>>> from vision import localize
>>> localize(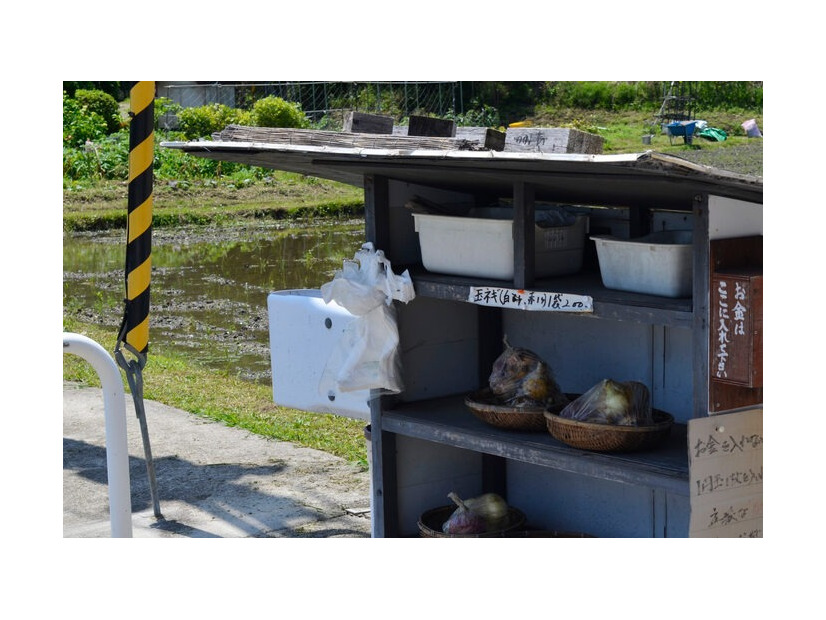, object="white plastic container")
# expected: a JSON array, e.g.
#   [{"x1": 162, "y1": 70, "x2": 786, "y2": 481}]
[
  {"x1": 267, "y1": 289, "x2": 370, "y2": 420},
  {"x1": 591, "y1": 230, "x2": 693, "y2": 298},
  {"x1": 412, "y1": 207, "x2": 587, "y2": 280}
]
